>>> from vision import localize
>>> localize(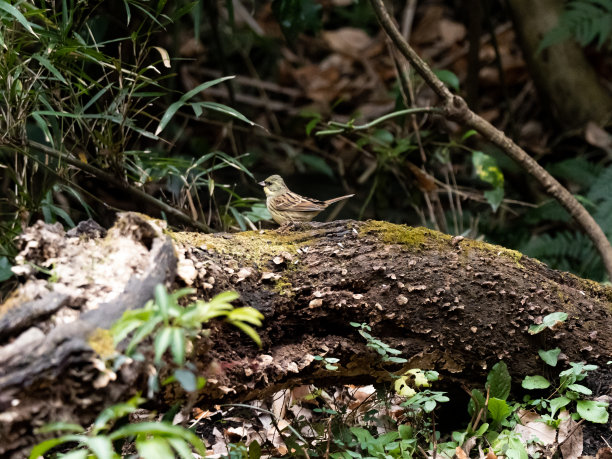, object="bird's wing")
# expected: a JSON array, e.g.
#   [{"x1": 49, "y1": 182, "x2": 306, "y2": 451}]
[{"x1": 271, "y1": 192, "x2": 326, "y2": 211}]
